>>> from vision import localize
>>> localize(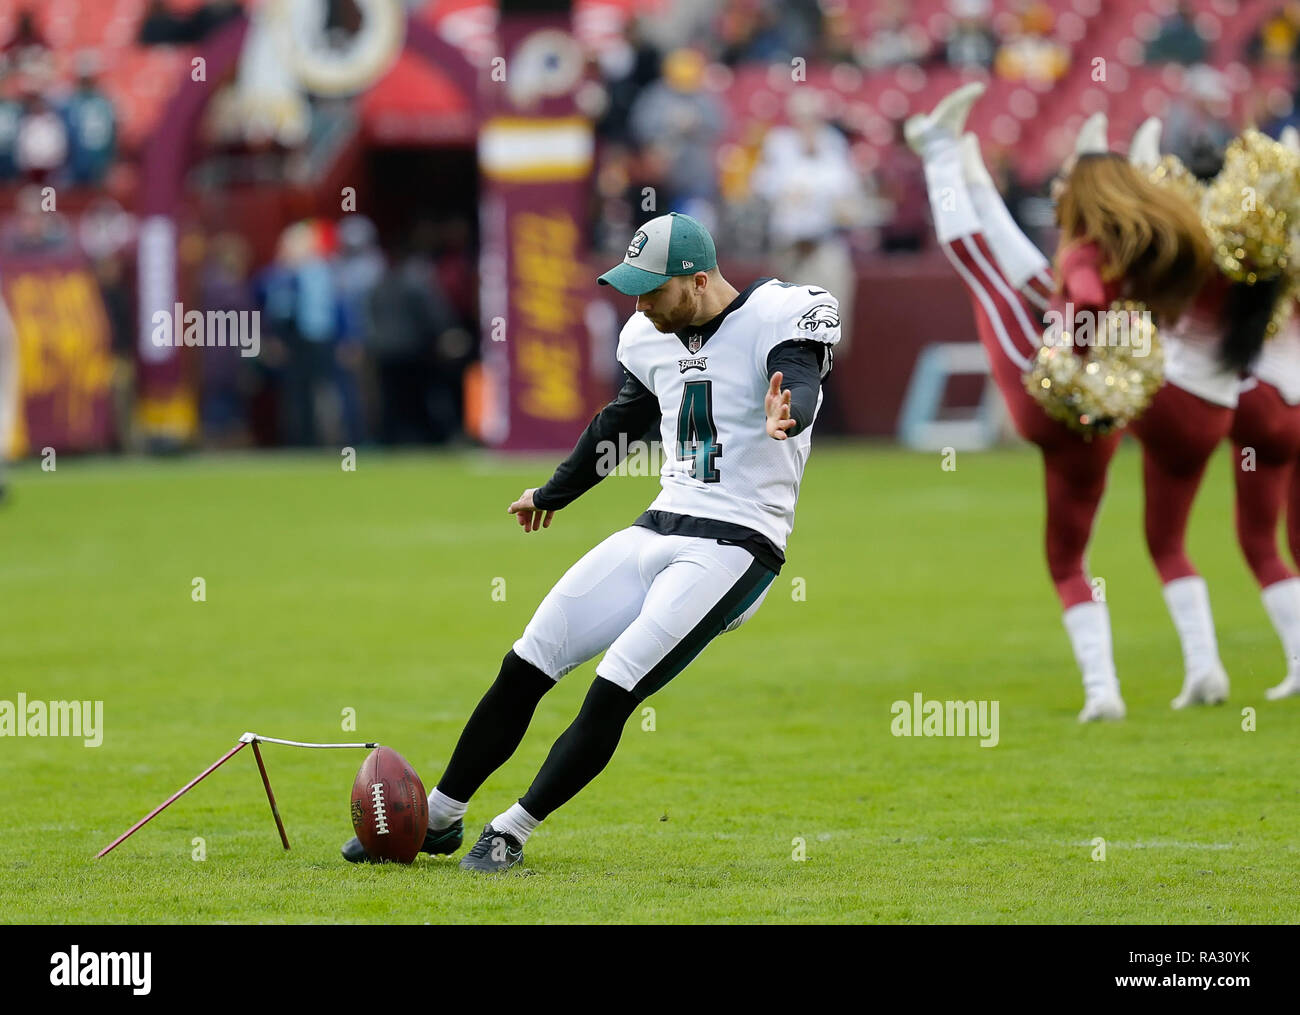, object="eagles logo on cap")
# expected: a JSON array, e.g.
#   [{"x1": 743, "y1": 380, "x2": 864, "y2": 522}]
[{"x1": 597, "y1": 213, "x2": 719, "y2": 295}]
